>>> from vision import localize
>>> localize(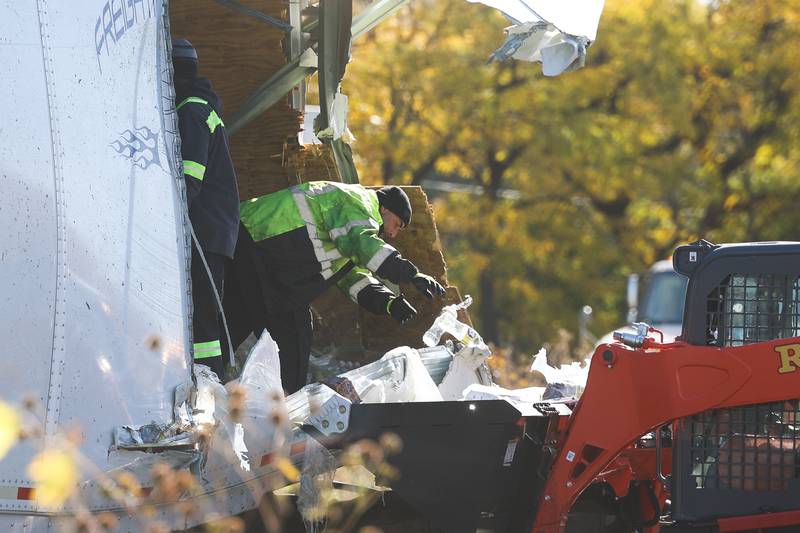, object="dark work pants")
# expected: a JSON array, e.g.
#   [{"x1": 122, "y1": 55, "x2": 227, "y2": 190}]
[
  {"x1": 191, "y1": 245, "x2": 228, "y2": 380},
  {"x1": 224, "y1": 225, "x2": 315, "y2": 394},
  {"x1": 266, "y1": 305, "x2": 313, "y2": 395}
]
